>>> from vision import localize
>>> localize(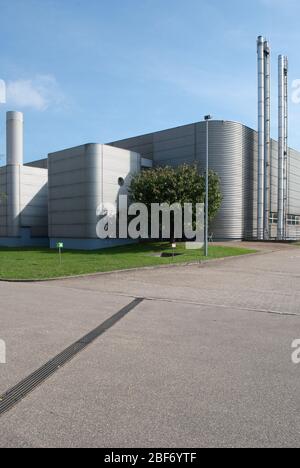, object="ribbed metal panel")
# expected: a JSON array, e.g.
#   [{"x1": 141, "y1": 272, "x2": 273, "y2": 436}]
[
  {"x1": 287, "y1": 148, "x2": 300, "y2": 215},
  {"x1": 109, "y1": 133, "x2": 154, "y2": 161},
  {"x1": 110, "y1": 121, "x2": 256, "y2": 240},
  {"x1": 48, "y1": 144, "x2": 140, "y2": 240},
  {"x1": 243, "y1": 125, "x2": 258, "y2": 240},
  {"x1": 195, "y1": 121, "x2": 244, "y2": 240}
]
